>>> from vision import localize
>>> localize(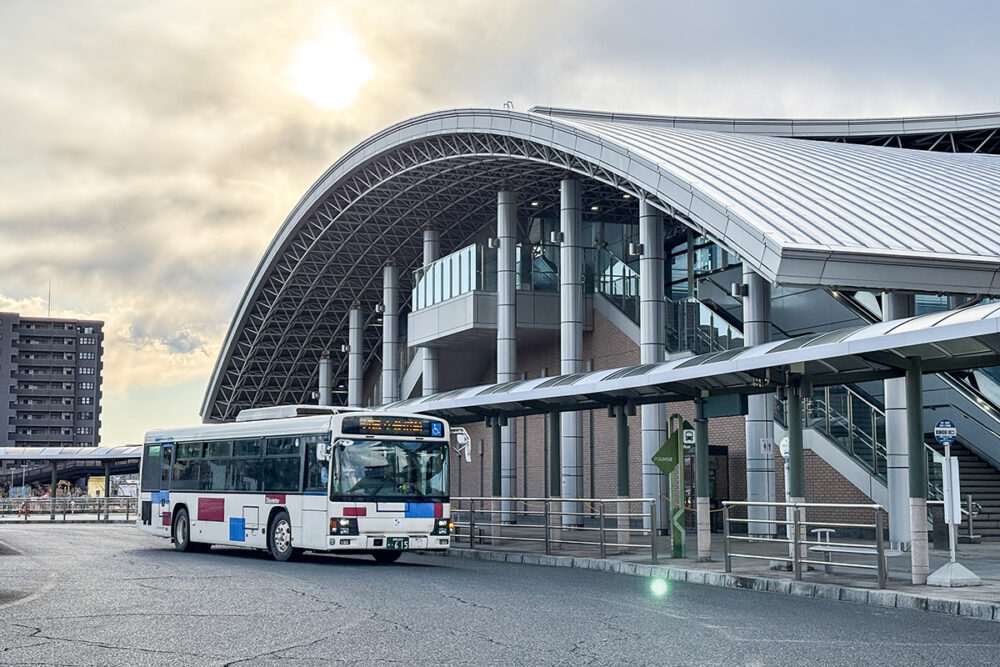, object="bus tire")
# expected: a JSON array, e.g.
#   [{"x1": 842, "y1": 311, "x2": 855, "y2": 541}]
[
  {"x1": 173, "y1": 507, "x2": 193, "y2": 552},
  {"x1": 268, "y1": 510, "x2": 297, "y2": 562},
  {"x1": 373, "y1": 551, "x2": 402, "y2": 564}
]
